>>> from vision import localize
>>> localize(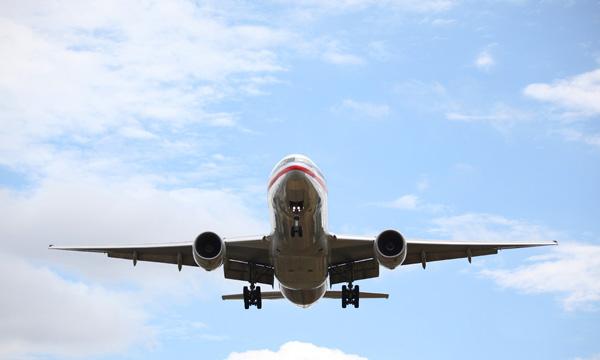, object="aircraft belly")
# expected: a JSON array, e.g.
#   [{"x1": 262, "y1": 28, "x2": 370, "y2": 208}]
[
  {"x1": 269, "y1": 168, "x2": 329, "y2": 301},
  {"x1": 280, "y1": 283, "x2": 326, "y2": 307},
  {"x1": 275, "y1": 254, "x2": 327, "y2": 289}
]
